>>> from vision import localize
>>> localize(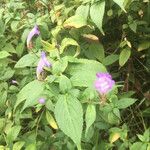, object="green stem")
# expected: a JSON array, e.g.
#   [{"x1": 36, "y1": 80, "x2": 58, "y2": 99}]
[{"x1": 77, "y1": 144, "x2": 82, "y2": 150}]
